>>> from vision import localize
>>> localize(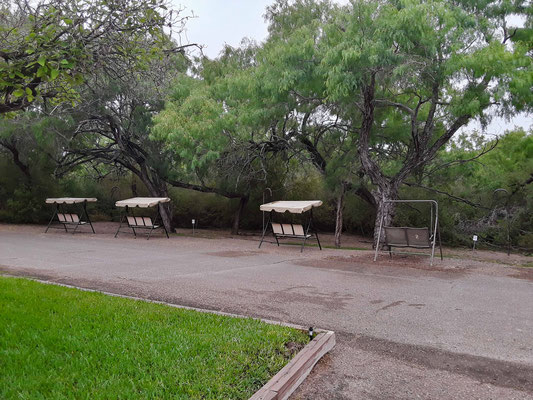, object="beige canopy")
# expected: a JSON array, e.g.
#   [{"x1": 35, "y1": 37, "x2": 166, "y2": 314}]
[
  {"x1": 115, "y1": 197, "x2": 170, "y2": 208},
  {"x1": 260, "y1": 200, "x2": 322, "y2": 214},
  {"x1": 46, "y1": 197, "x2": 97, "y2": 204}
]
